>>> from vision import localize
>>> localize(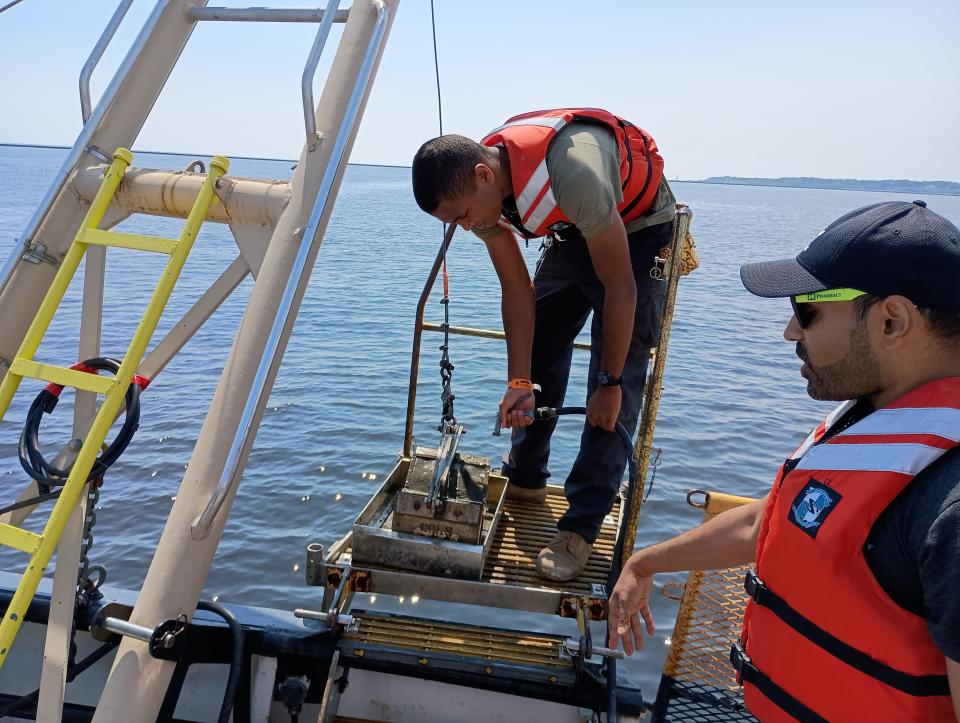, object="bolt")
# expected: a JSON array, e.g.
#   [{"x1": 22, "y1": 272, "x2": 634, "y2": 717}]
[{"x1": 161, "y1": 632, "x2": 177, "y2": 649}]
